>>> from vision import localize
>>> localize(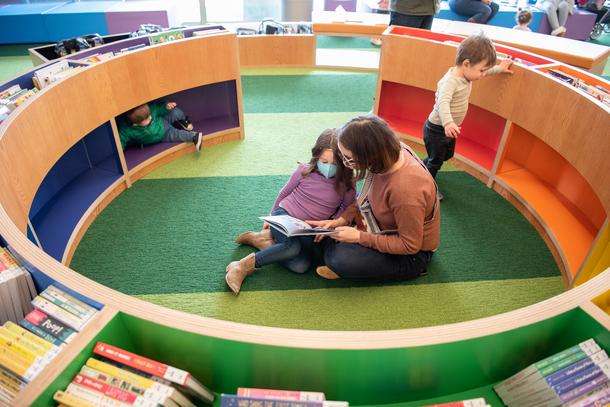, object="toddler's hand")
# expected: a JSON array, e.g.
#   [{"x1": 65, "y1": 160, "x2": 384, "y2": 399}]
[
  {"x1": 499, "y1": 59, "x2": 514, "y2": 74},
  {"x1": 166, "y1": 102, "x2": 177, "y2": 110},
  {"x1": 444, "y1": 122, "x2": 461, "y2": 138}
]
